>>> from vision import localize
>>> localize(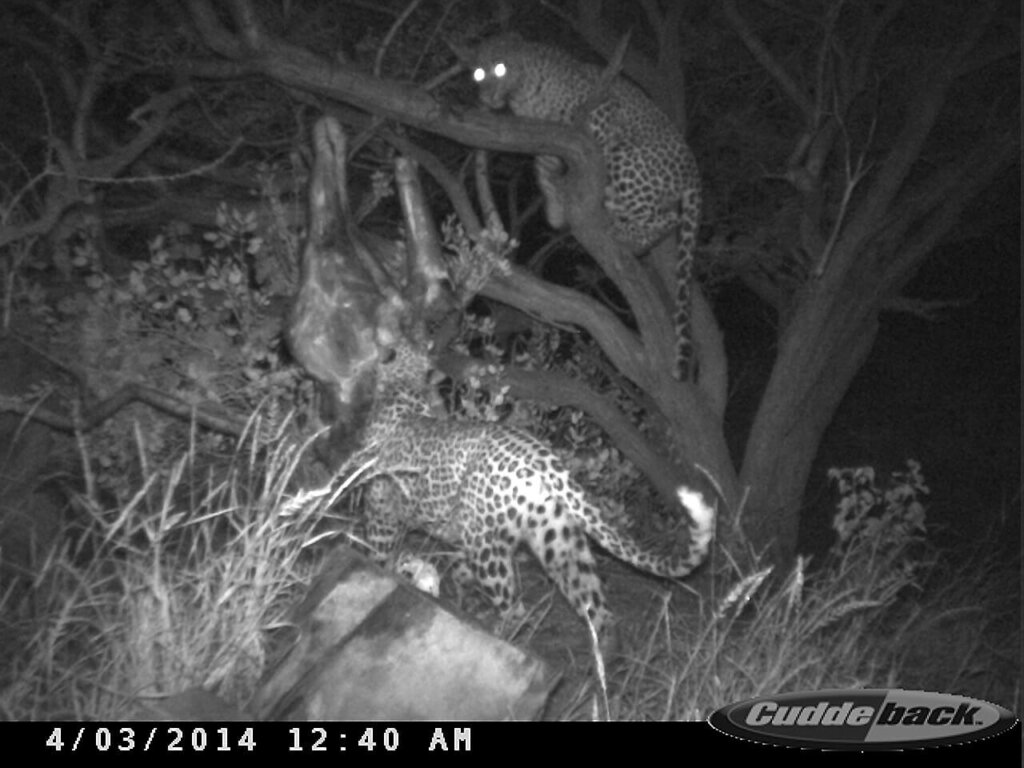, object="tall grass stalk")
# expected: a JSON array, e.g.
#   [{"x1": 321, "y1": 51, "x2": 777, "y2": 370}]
[{"x1": 0, "y1": 413, "x2": 332, "y2": 720}]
